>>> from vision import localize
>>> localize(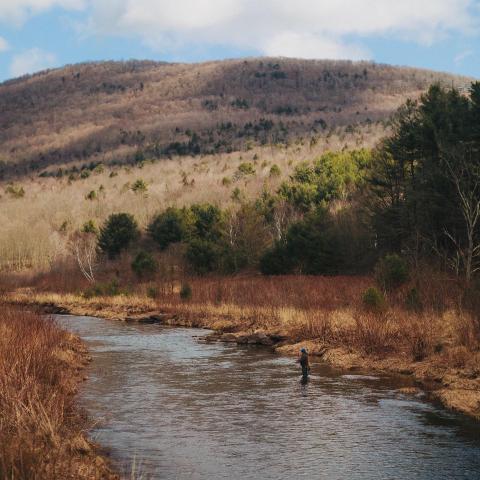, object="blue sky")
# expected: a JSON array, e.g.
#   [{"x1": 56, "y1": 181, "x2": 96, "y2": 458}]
[{"x1": 0, "y1": 0, "x2": 479, "y2": 82}]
